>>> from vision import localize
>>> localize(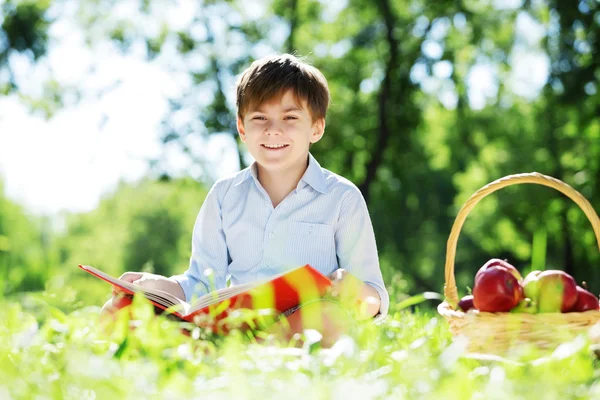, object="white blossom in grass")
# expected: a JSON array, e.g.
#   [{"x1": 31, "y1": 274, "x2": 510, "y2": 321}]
[
  {"x1": 302, "y1": 329, "x2": 323, "y2": 354},
  {"x1": 409, "y1": 336, "x2": 427, "y2": 349},
  {"x1": 12, "y1": 322, "x2": 38, "y2": 349},
  {"x1": 390, "y1": 349, "x2": 408, "y2": 362},
  {"x1": 588, "y1": 322, "x2": 600, "y2": 340},
  {"x1": 322, "y1": 335, "x2": 356, "y2": 367},
  {"x1": 332, "y1": 378, "x2": 388, "y2": 400},
  {"x1": 551, "y1": 335, "x2": 586, "y2": 360},
  {"x1": 439, "y1": 335, "x2": 468, "y2": 370}
]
